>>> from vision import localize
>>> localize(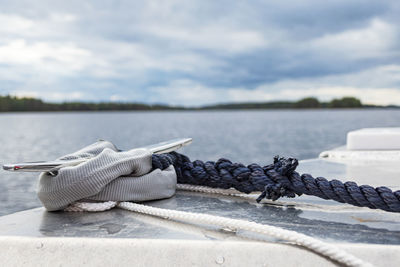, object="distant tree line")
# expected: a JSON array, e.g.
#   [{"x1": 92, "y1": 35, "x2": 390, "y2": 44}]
[
  {"x1": 203, "y1": 97, "x2": 365, "y2": 109},
  {"x1": 0, "y1": 95, "x2": 181, "y2": 112},
  {"x1": 0, "y1": 95, "x2": 394, "y2": 112}
]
